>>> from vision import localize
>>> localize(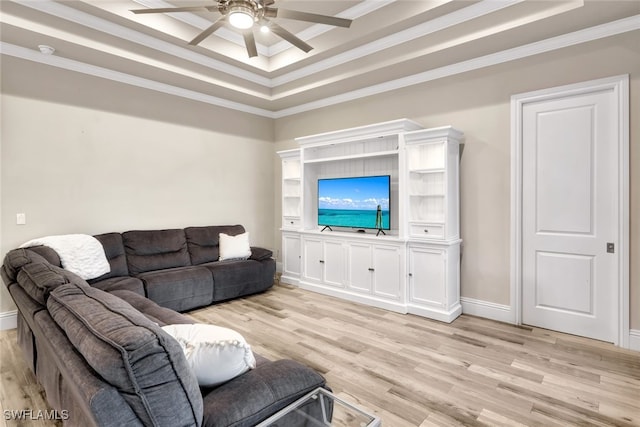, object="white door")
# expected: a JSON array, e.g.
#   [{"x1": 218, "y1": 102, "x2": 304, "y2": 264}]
[
  {"x1": 408, "y1": 245, "x2": 445, "y2": 308},
  {"x1": 302, "y1": 238, "x2": 323, "y2": 283},
  {"x1": 521, "y1": 87, "x2": 619, "y2": 342},
  {"x1": 282, "y1": 234, "x2": 300, "y2": 278},
  {"x1": 323, "y1": 240, "x2": 346, "y2": 288},
  {"x1": 349, "y1": 243, "x2": 373, "y2": 293},
  {"x1": 372, "y1": 245, "x2": 402, "y2": 300}
]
